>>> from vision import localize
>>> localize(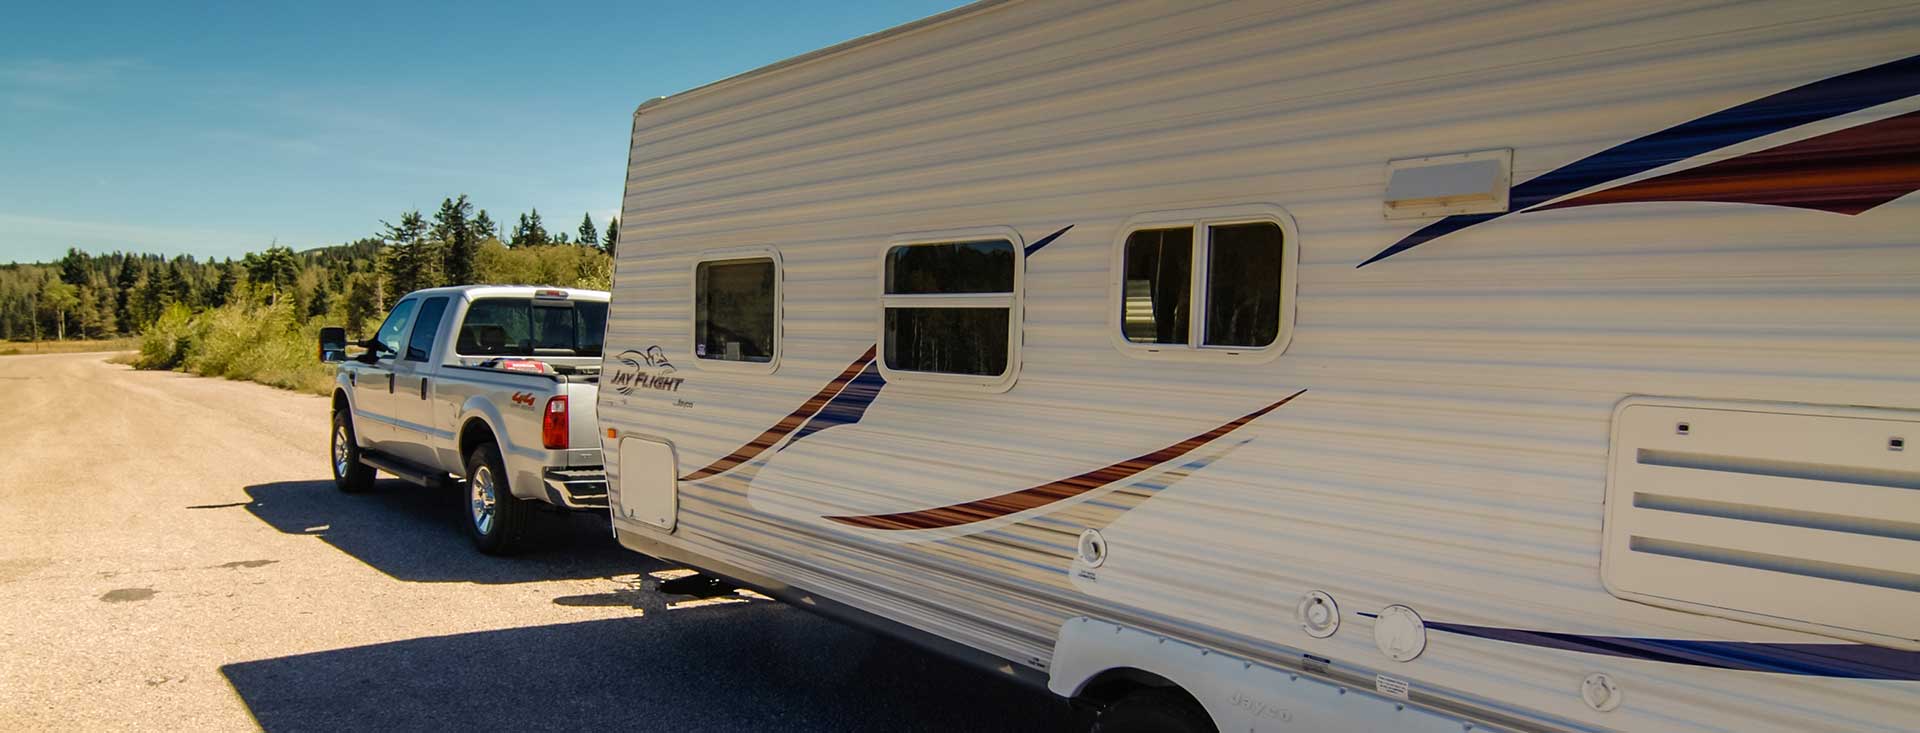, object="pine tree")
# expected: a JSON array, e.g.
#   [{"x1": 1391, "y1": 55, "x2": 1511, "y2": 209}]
[
  {"x1": 114, "y1": 261, "x2": 138, "y2": 334},
  {"x1": 470, "y1": 209, "x2": 498, "y2": 242},
  {"x1": 510, "y1": 213, "x2": 530, "y2": 248},
  {"x1": 435, "y1": 195, "x2": 476, "y2": 285},
  {"x1": 379, "y1": 210, "x2": 439, "y2": 301},
  {"x1": 344, "y1": 274, "x2": 380, "y2": 331},
  {"x1": 308, "y1": 283, "x2": 332, "y2": 319},
  {"x1": 509, "y1": 210, "x2": 551, "y2": 248},
  {"x1": 75, "y1": 284, "x2": 110, "y2": 339},
  {"x1": 245, "y1": 246, "x2": 300, "y2": 303},
  {"x1": 381, "y1": 210, "x2": 428, "y2": 247},
  {"x1": 604, "y1": 217, "x2": 619, "y2": 257},
  {"x1": 525, "y1": 209, "x2": 548, "y2": 246},
  {"x1": 210, "y1": 259, "x2": 240, "y2": 308},
  {"x1": 166, "y1": 260, "x2": 195, "y2": 306},
  {"x1": 58, "y1": 248, "x2": 91, "y2": 286},
  {"x1": 156, "y1": 264, "x2": 188, "y2": 306},
  {"x1": 131, "y1": 271, "x2": 164, "y2": 329},
  {"x1": 577, "y1": 213, "x2": 599, "y2": 248}
]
